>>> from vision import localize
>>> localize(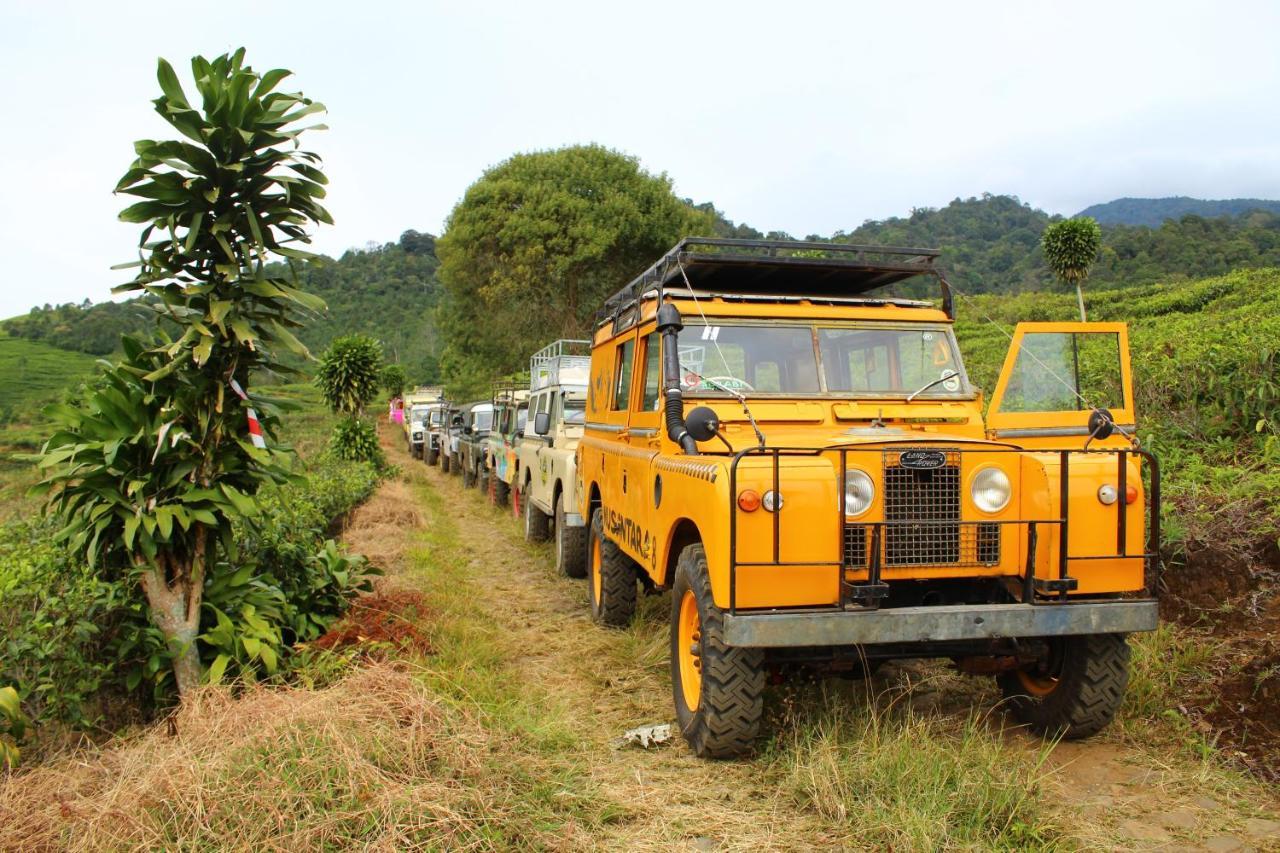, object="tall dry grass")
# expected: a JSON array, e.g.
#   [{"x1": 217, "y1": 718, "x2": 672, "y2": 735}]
[{"x1": 0, "y1": 664, "x2": 596, "y2": 851}]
